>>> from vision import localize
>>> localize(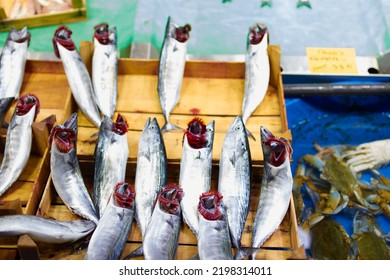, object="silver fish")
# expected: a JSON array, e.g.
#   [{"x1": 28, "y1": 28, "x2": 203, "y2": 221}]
[
  {"x1": 92, "y1": 23, "x2": 118, "y2": 119},
  {"x1": 53, "y1": 26, "x2": 102, "y2": 128},
  {"x1": 218, "y1": 116, "x2": 251, "y2": 251},
  {"x1": 251, "y1": 126, "x2": 293, "y2": 258},
  {"x1": 0, "y1": 94, "x2": 39, "y2": 197},
  {"x1": 242, "y1": 23, "x2": 270, "y2": 140},
  {"x1": 134, "y1": 117, "x2": 167, "y2": 239},
  {"x1": 50, "y1": 113, "x2": 99, "y2": 225},
  {"x1": 85, "y1": 182, "x2": 135, "y2": 260},
  {"x1": 0, "y1": 97, "x2": 15, "y2": 128},
  {"x1": 0, "y1": 26, "x2": 30, "y2": 99},
  {"x1": 143, "y1": 183, "x2": 183, "y2": 260},
  {"x1": 198, "y1": 191, "x2": 233, "y2": 260},
  {"x1": 93, "y1": 114, "x2": 128, "y2": 218},
  {"x1": 158, "y1": 16, "x2": 191, "y2": 133},
  {"x1": 0, "y1": 214, "x2": 95, "y2": 244},
  {"x1": 179, "y1": 117, "x2": 214, "y2": 237}
]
